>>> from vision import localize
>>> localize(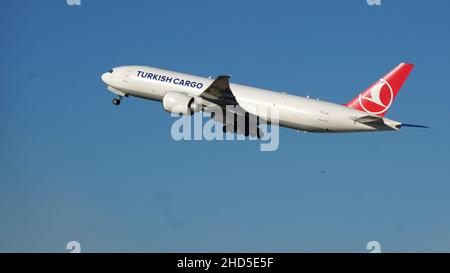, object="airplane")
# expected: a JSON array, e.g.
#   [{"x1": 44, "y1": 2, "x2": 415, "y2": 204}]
[{"x1": 100, "y1": 63, "x2": 427, "y2": 137}]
